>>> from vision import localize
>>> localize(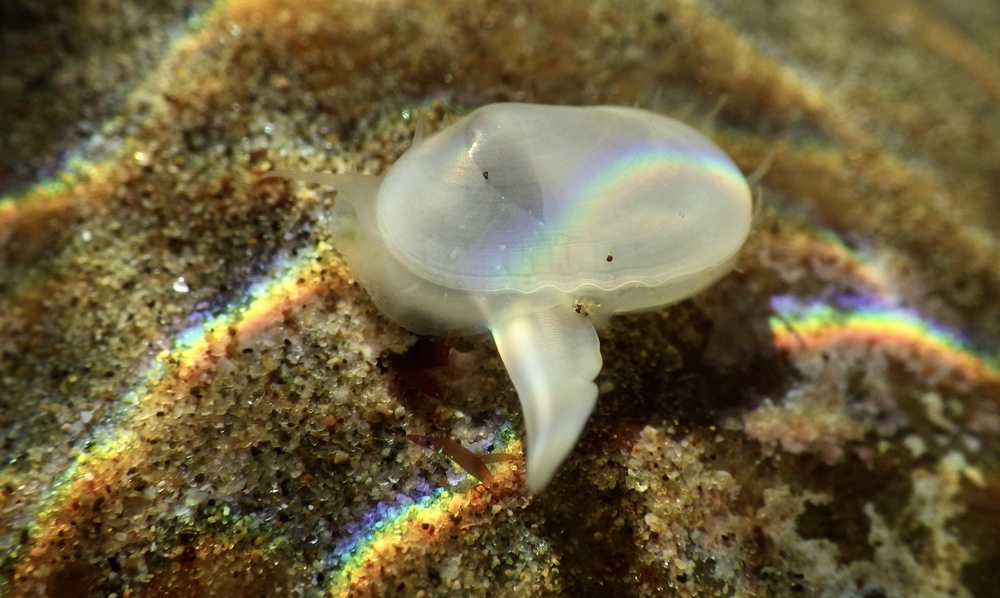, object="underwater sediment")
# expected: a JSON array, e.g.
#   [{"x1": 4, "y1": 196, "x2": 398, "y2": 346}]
[{"x1": 2, "y1": 0, "x2": 999, "y2": 596}]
